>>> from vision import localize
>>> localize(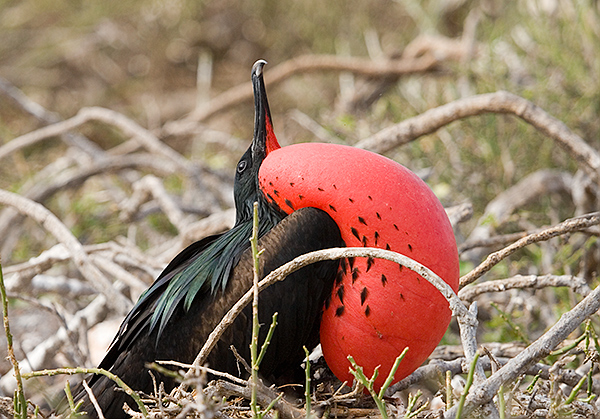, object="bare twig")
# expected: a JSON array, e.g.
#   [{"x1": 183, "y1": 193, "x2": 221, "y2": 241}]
[
  {"x1": 0, "y1": 76, "x2": 105, "y2": 158},
  {"x1": 207, "y1": 380, "x2": 304, "y2": 419},
  {"x1": 89, "y1": 254, "x2": 148, "y2": 296},
  {"x1": 458, "y1": 274, "x2": 592, "y2": 302},
  {"x1": 463, "y1": 169, "x2": 573, "y2": 261},
  {"x1": 0, "y1": 294, "x2": 109, "y2": 393},
  {"x1": 389, "y1": 356, "x2": 600, "y2": 396},
  {"x1": 165, "y1": 54, "x2": 440, "y2": 129},
  {"x1": 0, "y1": 106, "x2": 219, "y2": 212},
  {"x1": 460, "y1": 212, "x2": 600, "y2": 287},
  {"x1": 445, "y1": 203, "x2": 474, "y2": 228},
  {"x1": 156, "y1": 360, "x2": 247, "y2": 386},
  {"x1": 444, "y1": 277, "x2": 600, "y2": 418},
  {"x1": 0, "y1": 189, "x2": 131, "y2": 313},
  {"x1": 82, "y1": 379, "x2": 106, "y2": 419},
  {"x1": 119, "y1": 174, "x2": 190, "y2": 232},
  {"x1": 186, "y1": 246, "x2": 475, "y2": 381},
  {"x1": 0, "y1": 260, "x2": 28, "y2": 419},
  {"x1": 355, "y1": 92, "x2": 600, "y2": 183}
]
